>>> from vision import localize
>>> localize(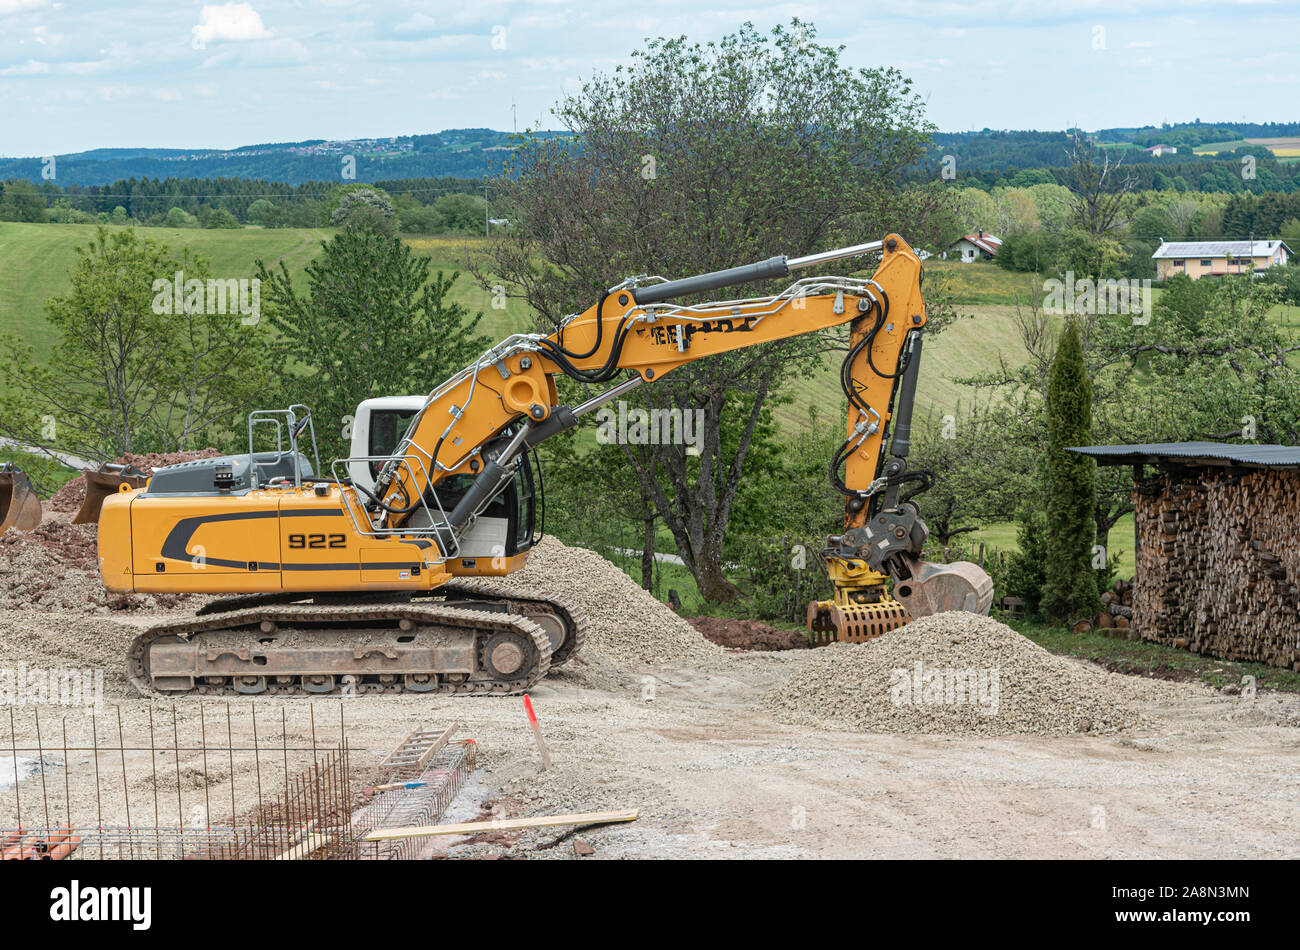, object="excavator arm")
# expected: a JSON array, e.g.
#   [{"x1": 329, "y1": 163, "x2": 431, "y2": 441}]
[{"x1": 362, "y1": 233, "x2": 992, "y2": 641}]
